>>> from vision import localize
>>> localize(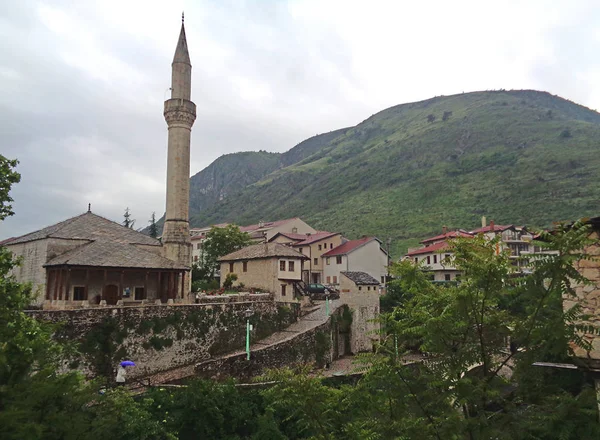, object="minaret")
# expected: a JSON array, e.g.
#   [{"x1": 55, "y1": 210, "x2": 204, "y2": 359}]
[{"x1": 163, "y1": 13, "x2": 196, "y2": 297}]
